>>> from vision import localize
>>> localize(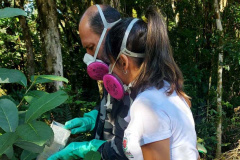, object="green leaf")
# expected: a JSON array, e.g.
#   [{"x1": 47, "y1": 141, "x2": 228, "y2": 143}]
[
  {"x1": 31, "y1": 75, "x2": 68, "y2": 84},
  {"x1": 0, "y1": 95, "x2": 17, "y2": 103},
  {"x1": 0, "y1": 99, "x2": 18, "y2": 132},
  {"x1": 0, "y1": 132, "x2": 18, "y2": 155},
  {"x1": 3, "y1": 146, "x2": 13, "y2": 159},
  {"x1": 19, "y1": 111, "x2": 27, "y2": 126},
  {"x1": 11, "y1": 156, "x2": 18, "y2": 160},
  {"x1": 83, "y1": 151, "x2": 101, "y2": 160},
  {"x1": 0, "y1": 8, "x2": 27, "y2": 19},
  {"x1": 0, "y1": 68, "x2": 27, "y2": 87},
  {"x1": 16, "y1": 121, "x2": 54, "y2": 146},
  {"x1": 221, "y1": 143, "x2": 231, "y2": 147},
  {"x1": 20, "y1": 150, "x2": 37, "y2": 160},
  {"x1": 197, "y1": 143, "x2": 207, "y2": 154},
  {"x1": 14, "y1": 140, "x2": 44, "y2": 153},
  {"x1": 24, "y1": 90, "x2": 49, "y2": 104},
  {"x1": 25, "y1": 90, "x2": 68, "y2": 122},
  {"x1": 197, "y1": 137, "x2": 204, "y2": 143},
  {"x1": 31, "y1": 76, "x2": 53, "y2": 84}
]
